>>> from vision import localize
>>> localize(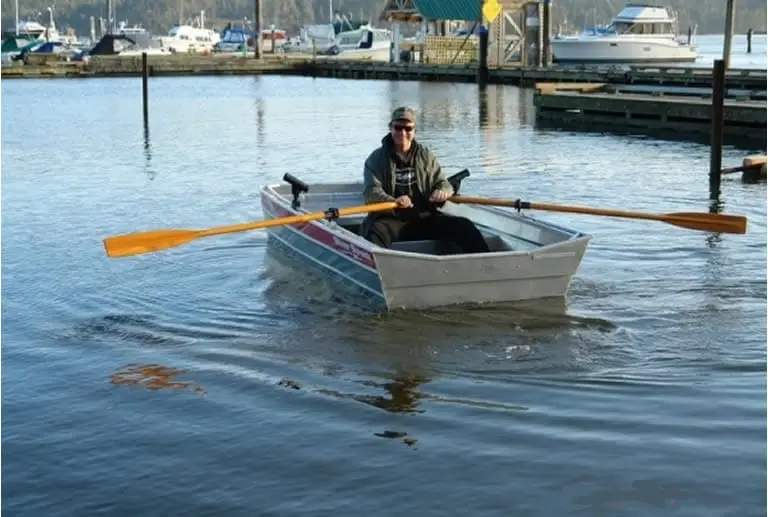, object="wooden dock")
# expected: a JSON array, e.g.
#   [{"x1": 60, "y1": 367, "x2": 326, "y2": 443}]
[
  {"x1": 299, "y1": 60, "x2": 767, "y2": 89},
  {"x1": 1, "y1": 54, "x2": 766, "y2": 91},
  {"x1": 533, "y1": 82, "x2": 767, "y2": 150},
  {"x1": 0, "y1": 54, "x2": 309, "y2": 79}
]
